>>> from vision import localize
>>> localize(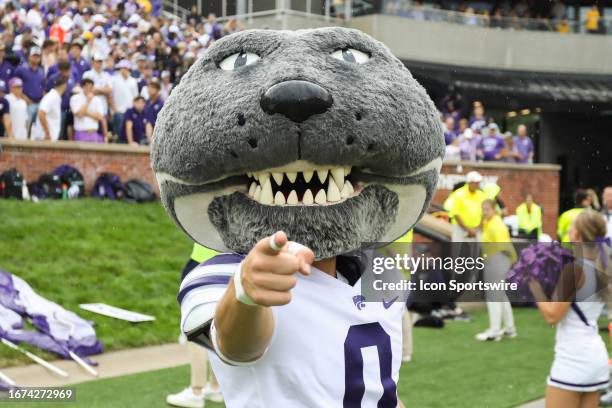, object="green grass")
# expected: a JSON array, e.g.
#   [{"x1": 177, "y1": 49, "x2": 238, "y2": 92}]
[
  {"x1": 1, "y1": 199, "x2": 607, "y2": 407},
  {"x1": 0, "y1": 199, "x2": 191, "y2": 366},
  {"x1": 399, "y1": 307, "x2": 556, "y2": 408},
  {"x1": 12, "y1": 365, "x2": 222, "y2": 408},
  {"x1": 12, "y1": 309, "x2": 559, "y2": 408}
]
